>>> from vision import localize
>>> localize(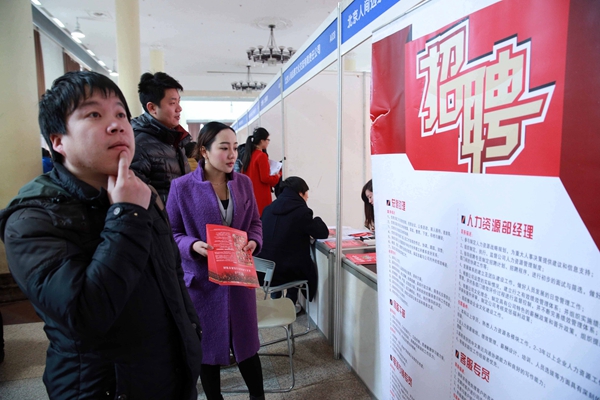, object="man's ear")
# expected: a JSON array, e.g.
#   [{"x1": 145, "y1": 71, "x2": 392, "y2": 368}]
[
  {"x1": 146, "y1": 102, "x2": 158, "y2": 117},
  {"x1": 49, "y1": 134, "x2": 66, "y2": 158}
]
